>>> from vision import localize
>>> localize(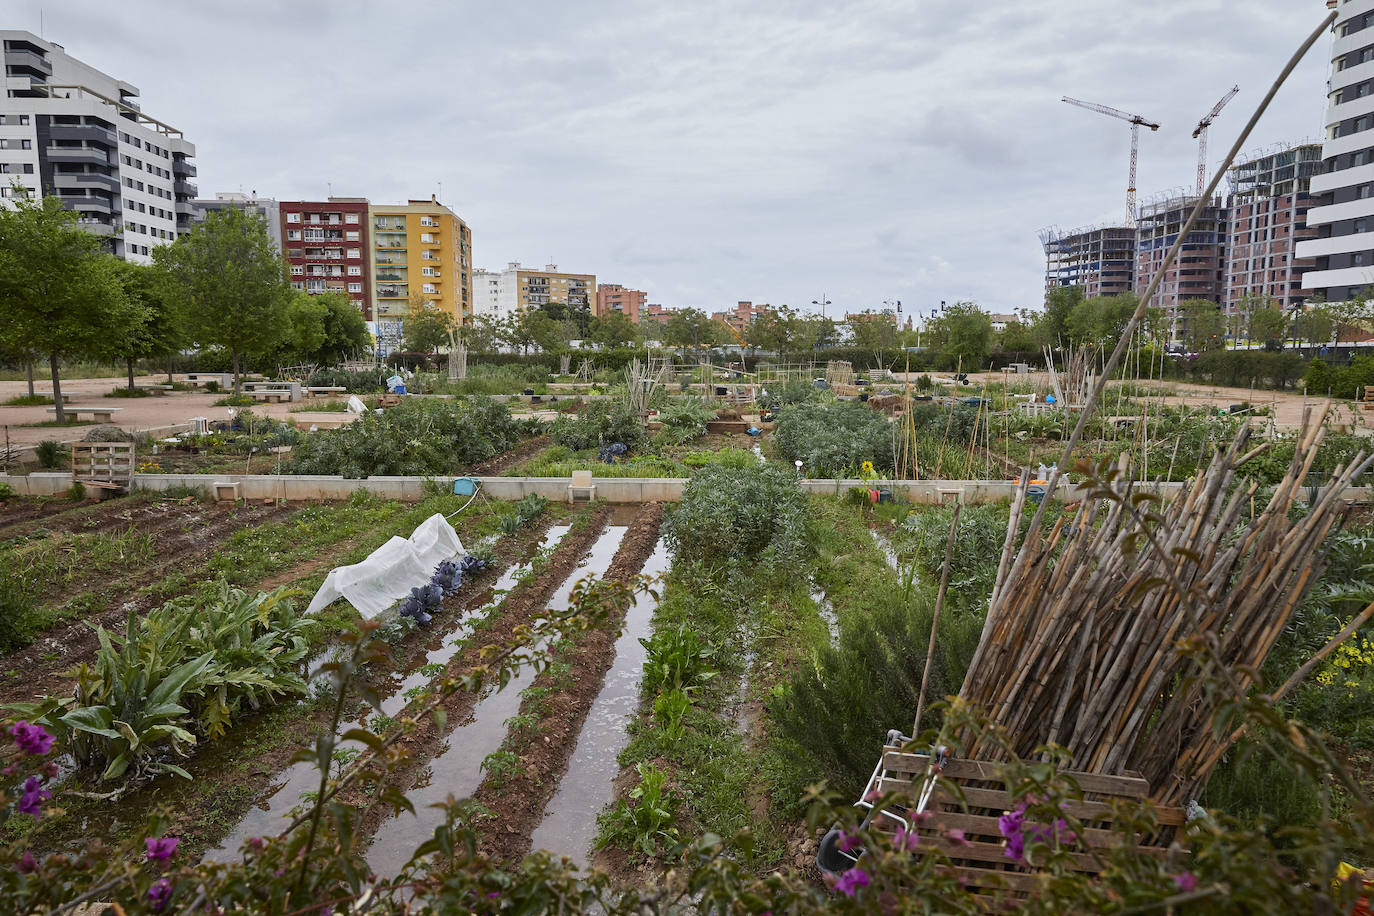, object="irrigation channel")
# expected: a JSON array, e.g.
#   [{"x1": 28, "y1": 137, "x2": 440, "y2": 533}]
[
  {"x1": 527, "y1": 536, "x2": 672, "y2": 867},
  {"x1": 365, "y1": 519, "x2": 633, "y2": 877},
  {"x1": 207, "y1": 521, "x2": 575, "y2": 863}
]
